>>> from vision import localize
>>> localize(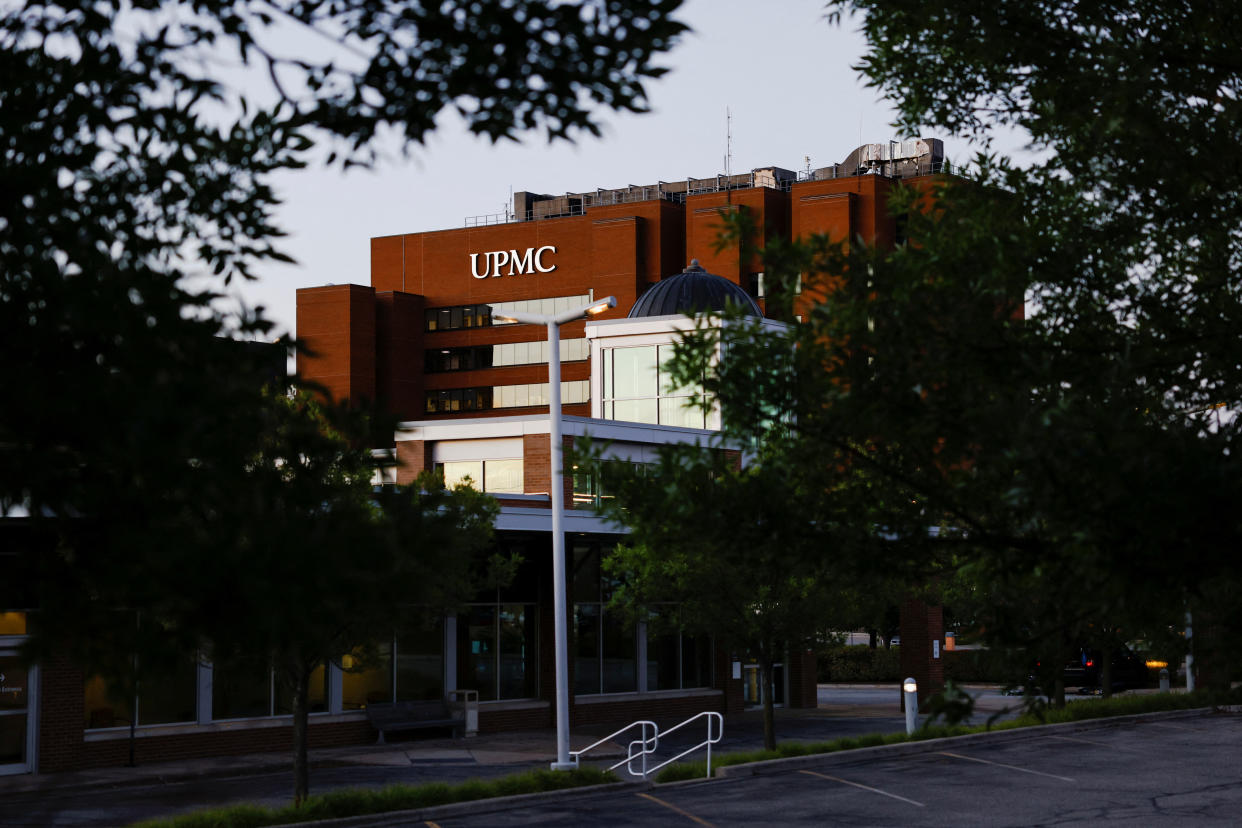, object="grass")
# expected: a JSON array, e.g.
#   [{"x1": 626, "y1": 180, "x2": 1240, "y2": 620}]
[
  {"x1": 655, "y1": 688, "x2": 1235, "y2": 783},
  {"x1": 129, "y1": 766, "x2": 617, "y2": 828}
]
